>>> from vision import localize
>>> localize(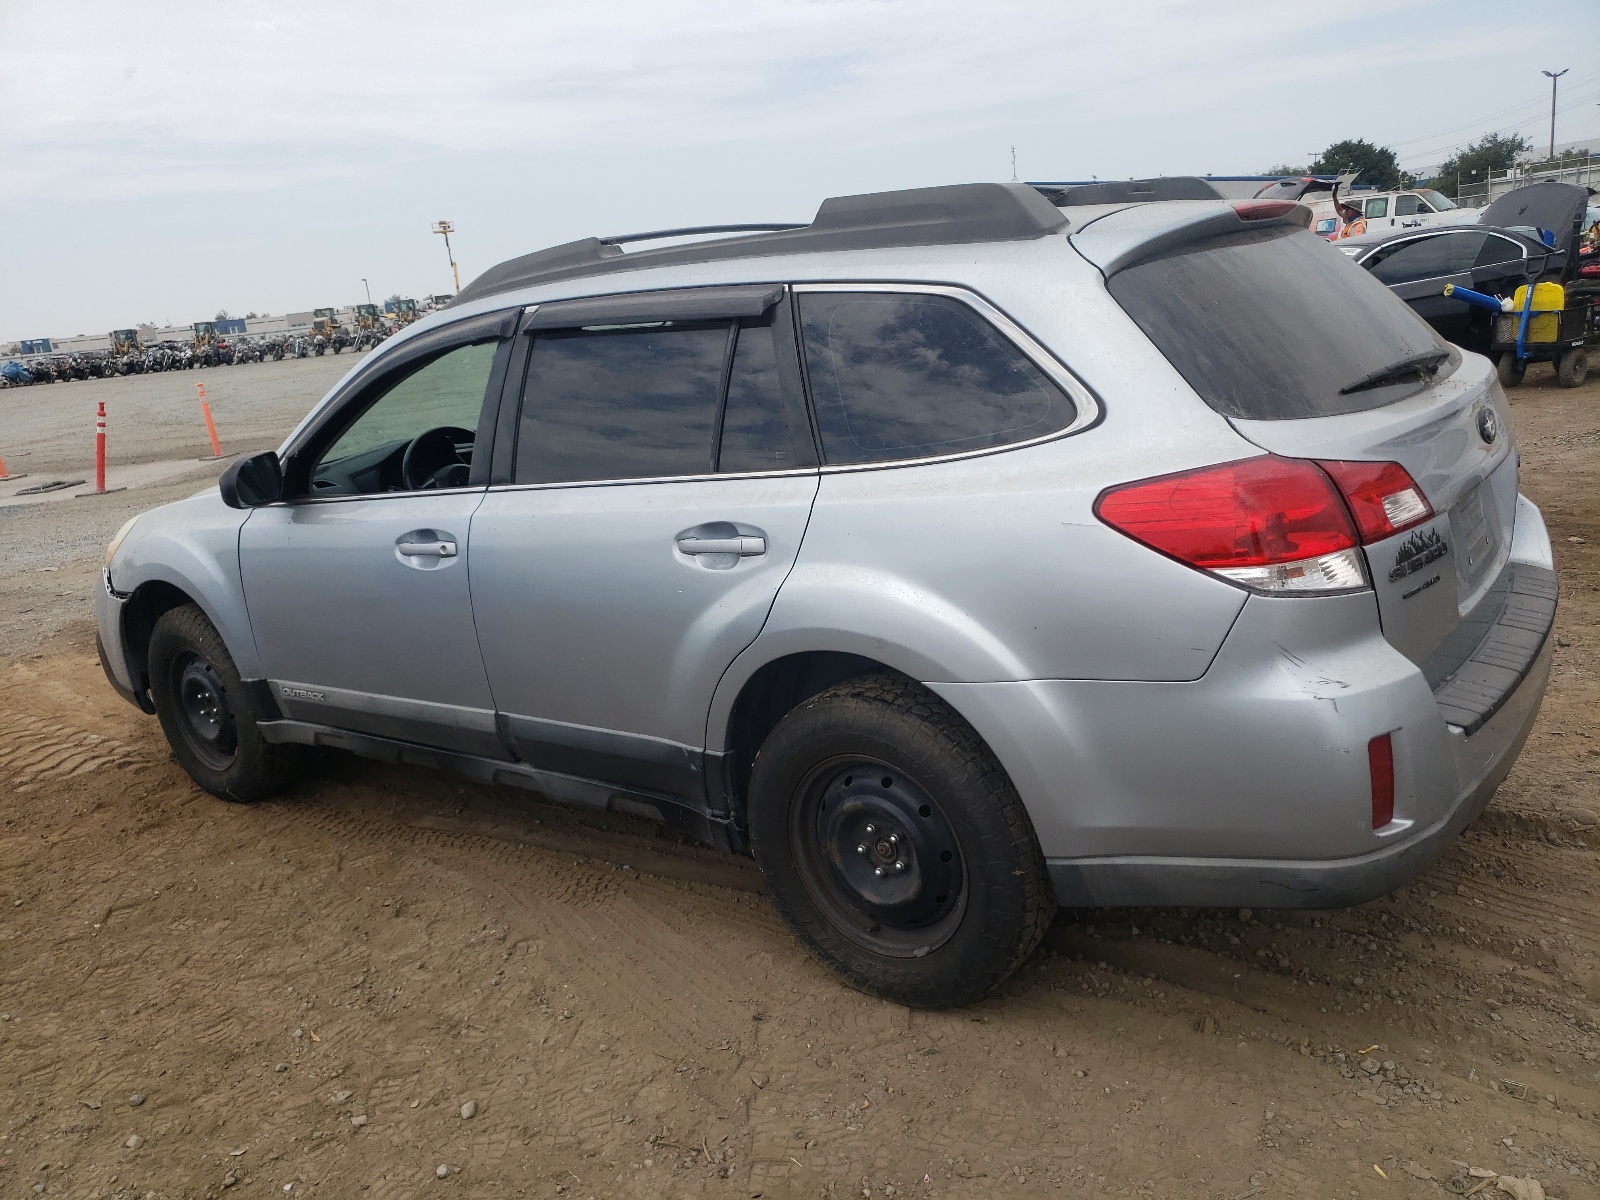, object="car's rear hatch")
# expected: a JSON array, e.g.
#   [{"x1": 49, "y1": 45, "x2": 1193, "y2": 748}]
[{"x1": 1079, "y1": 209, "x2": 1529, "y2": 702}]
